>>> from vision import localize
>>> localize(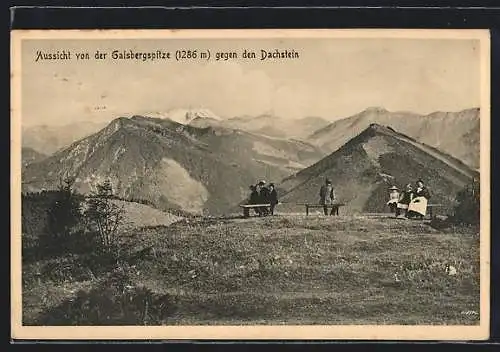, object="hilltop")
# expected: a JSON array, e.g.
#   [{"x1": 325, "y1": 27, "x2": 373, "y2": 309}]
[
  {"x1": 22, "y1": 115, "x2": 324, "y2": 215},
  {"x1": 280, "y1": 123, "x2": 479, "y2": 214},
  {"x1": 308, "y1": 107, "x2": 480, "y2": 169}
]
